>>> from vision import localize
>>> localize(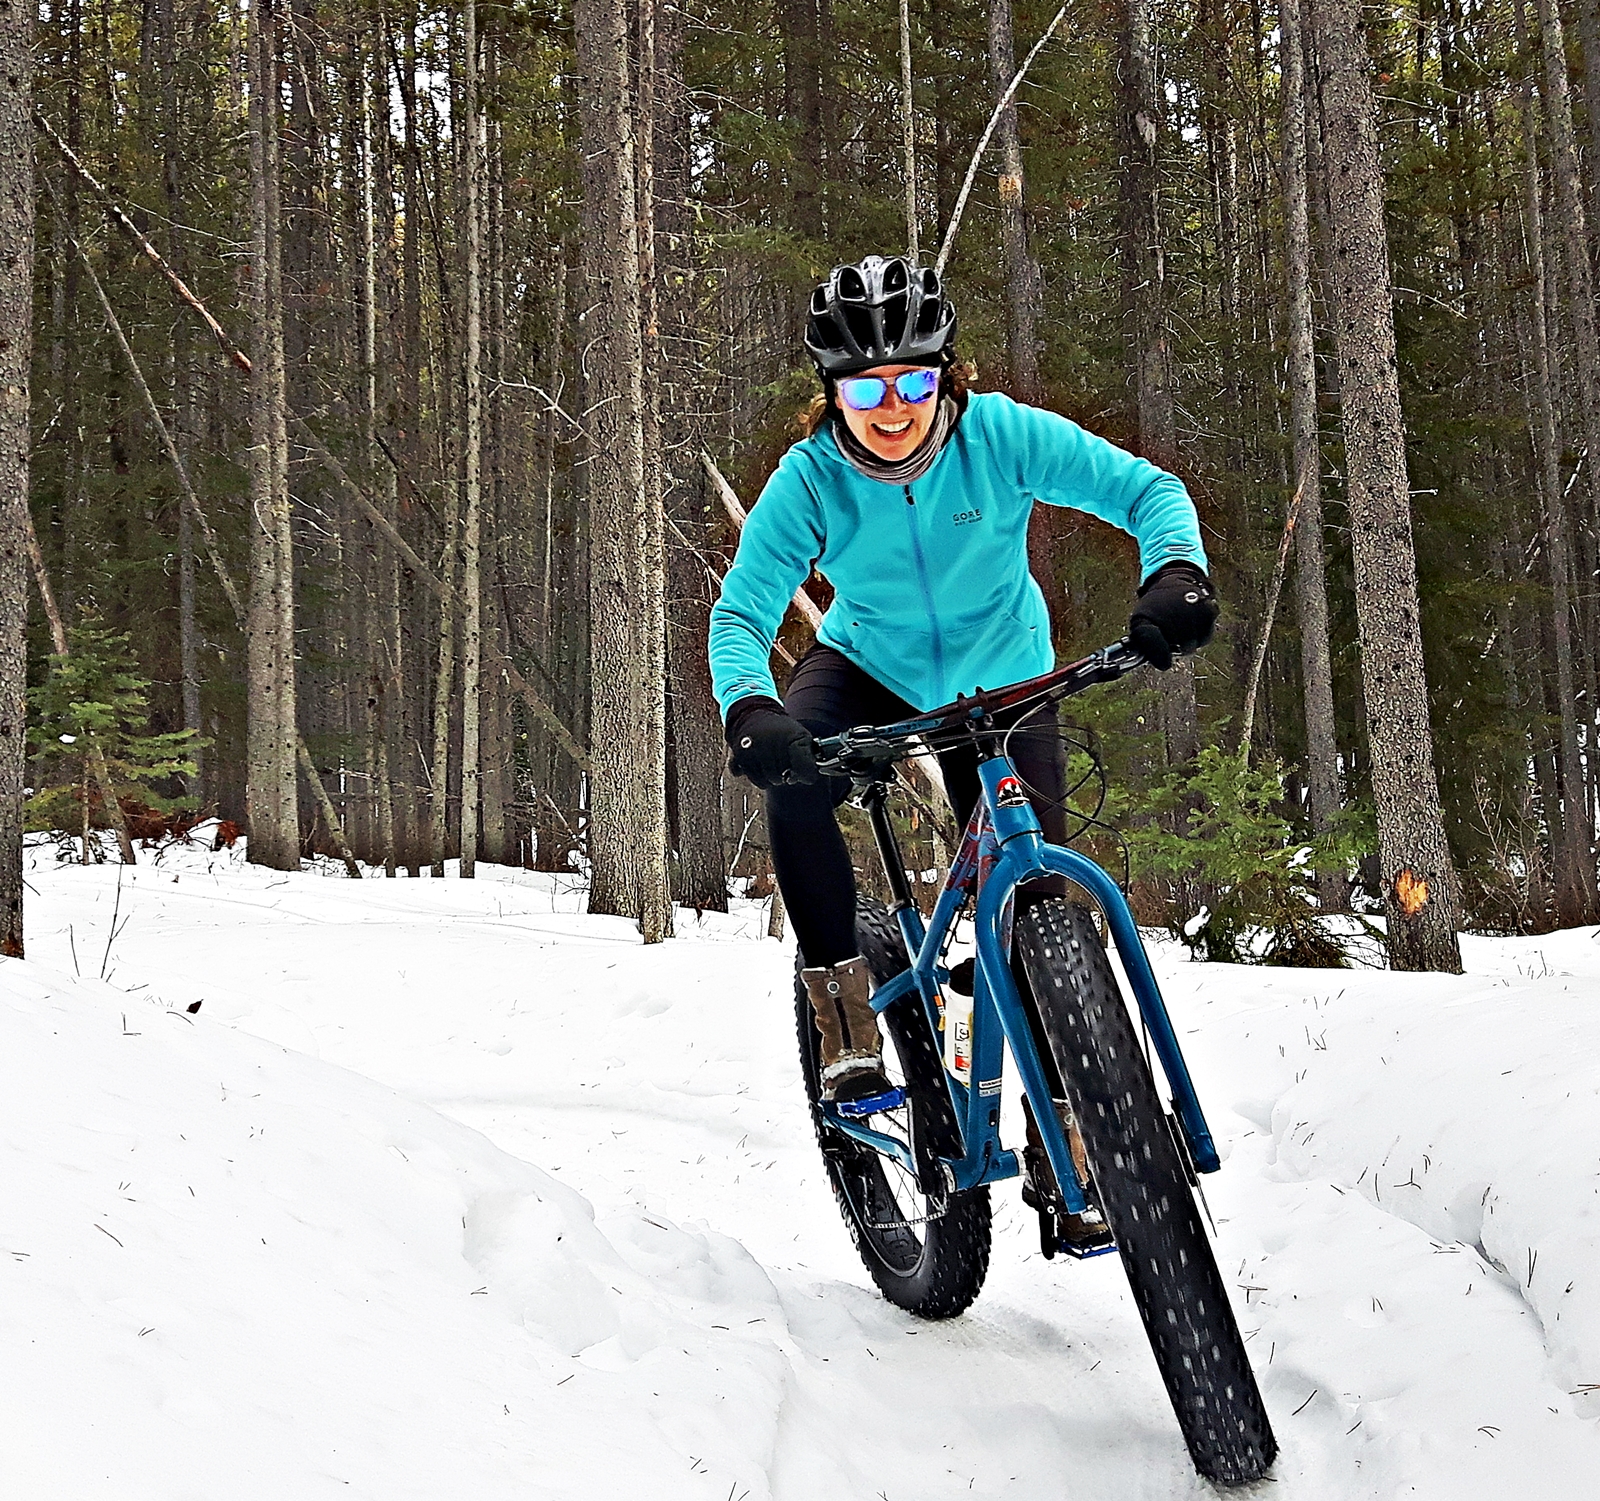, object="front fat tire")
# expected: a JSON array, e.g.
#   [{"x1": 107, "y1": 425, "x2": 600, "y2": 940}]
[
  {"x1": 796, "y1": 897, "x2": 991, "y2": 1319},
  {"x1": 1015, "y1": 899, "x2": 1278, "y2": 1486}
]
